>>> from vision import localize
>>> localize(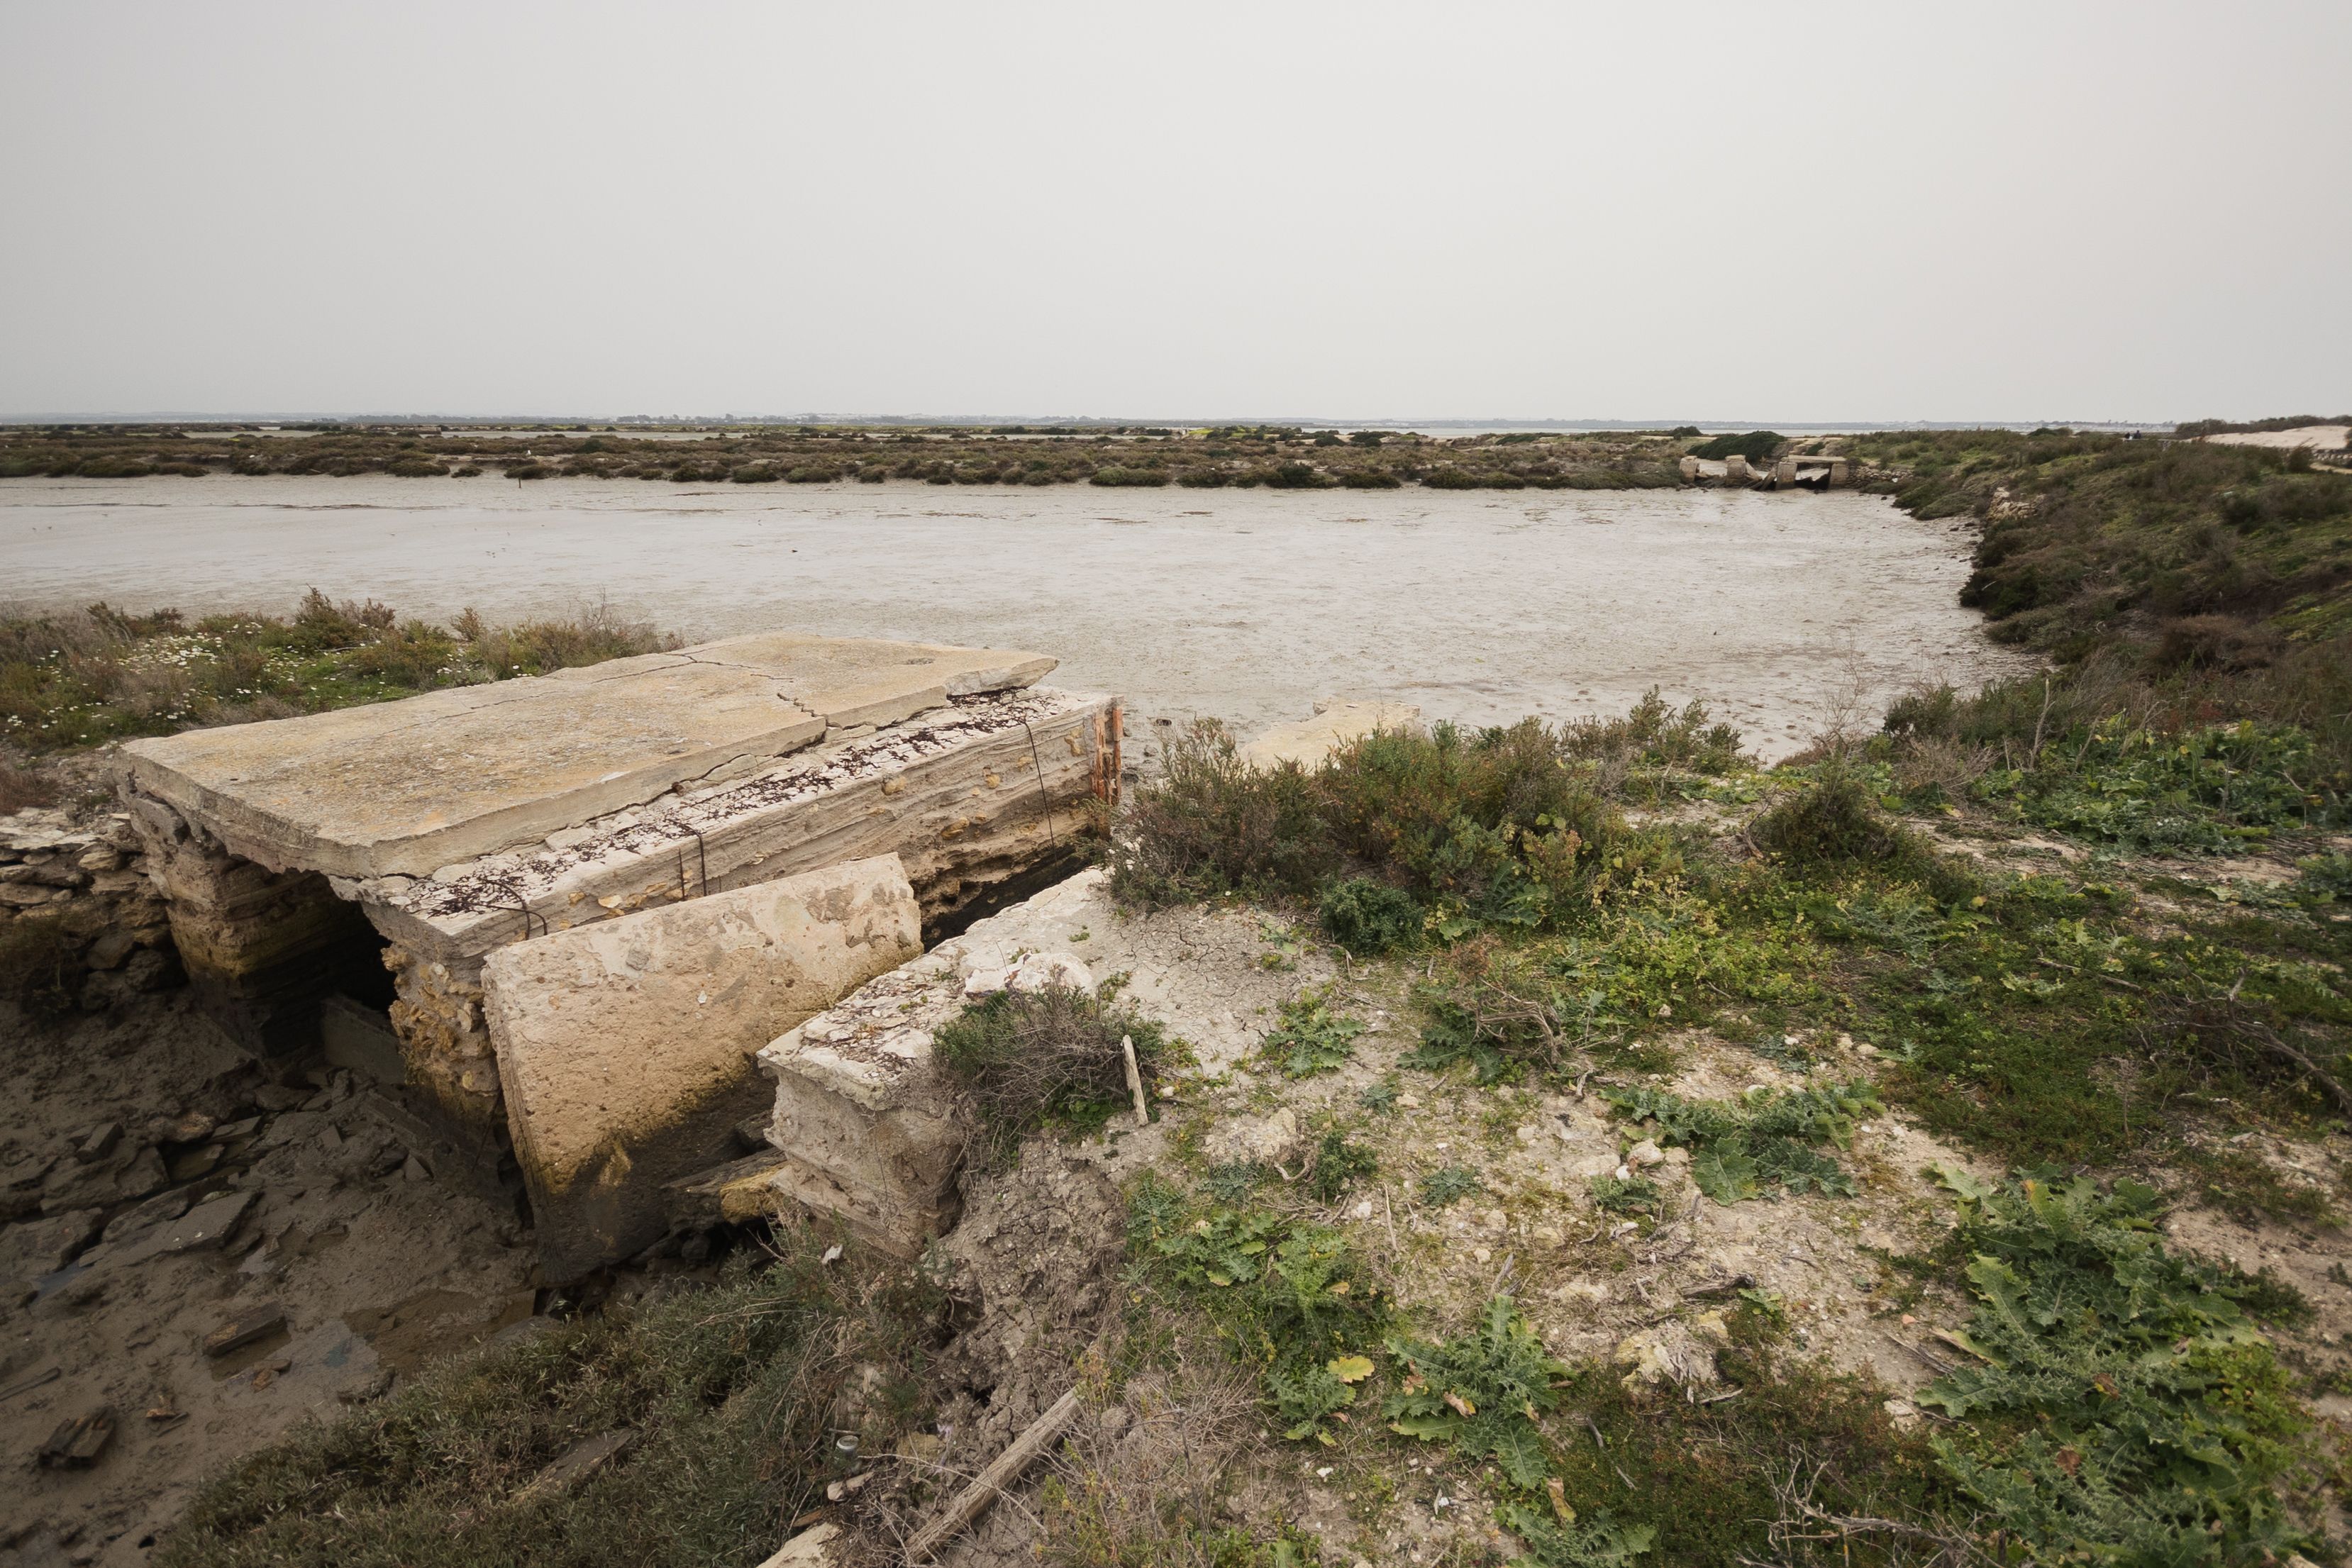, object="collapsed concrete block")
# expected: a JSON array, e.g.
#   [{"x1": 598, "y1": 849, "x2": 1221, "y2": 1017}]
[
  {"x1": 481, "y1": 855, "x2": 921, "y2": 1280},
  {"x1": 757, "y1": 950, "x2": 970, "y2": 1257}
]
